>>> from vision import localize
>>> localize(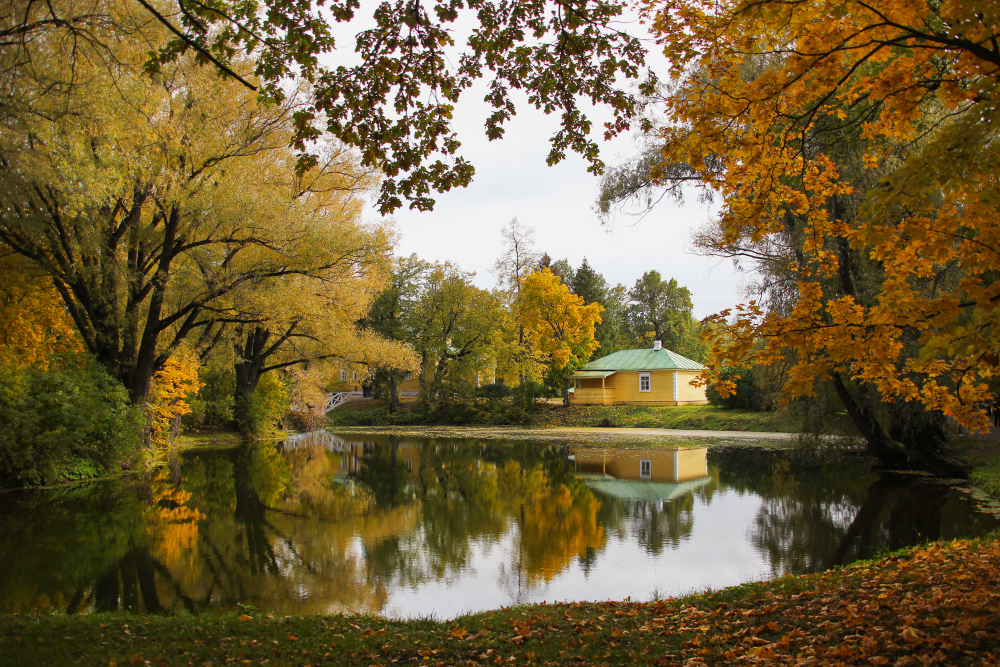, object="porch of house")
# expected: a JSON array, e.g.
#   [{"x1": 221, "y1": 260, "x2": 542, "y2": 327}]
[{"x1": 569, "y1": 371, "x2": 616, "y2": 406}]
